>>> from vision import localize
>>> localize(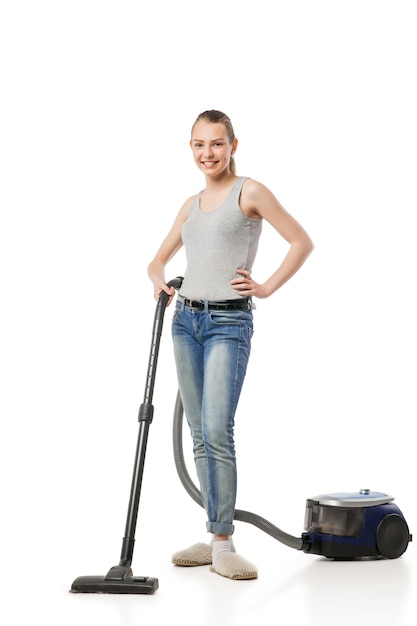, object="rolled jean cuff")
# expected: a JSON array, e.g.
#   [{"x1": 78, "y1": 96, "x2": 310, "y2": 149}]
[{"x1": 206, "y1": 521, "x2": 235, "y2": 535}]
